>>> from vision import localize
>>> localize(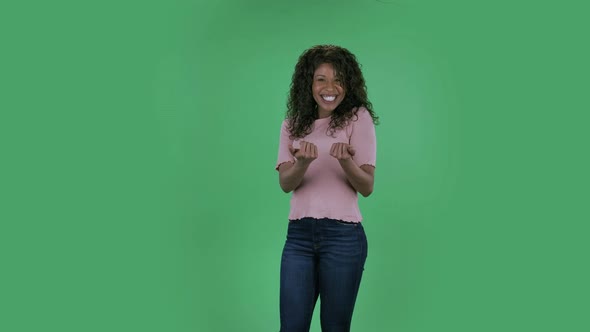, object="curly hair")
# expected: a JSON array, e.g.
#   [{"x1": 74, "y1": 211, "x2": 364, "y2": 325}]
[{"x1": 286, "y1": 44, "x2": 379, "y2": 139}]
